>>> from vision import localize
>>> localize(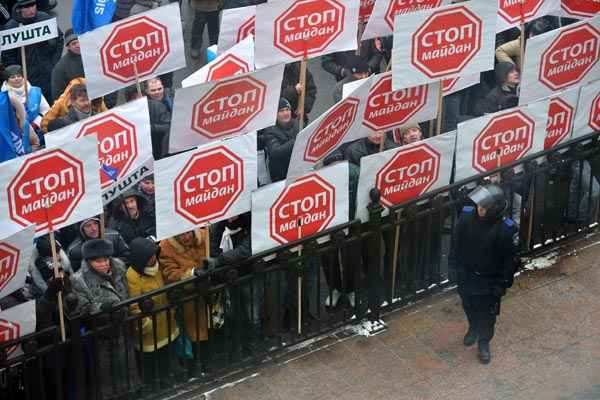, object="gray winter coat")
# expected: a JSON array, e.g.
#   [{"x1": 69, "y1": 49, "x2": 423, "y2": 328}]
[
  {"x1": 28, "y1": 247, "x2": 73, "y2": 298},
  {"x1": 71, "y1": 257, "x2": 128, "y2": 315}
]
